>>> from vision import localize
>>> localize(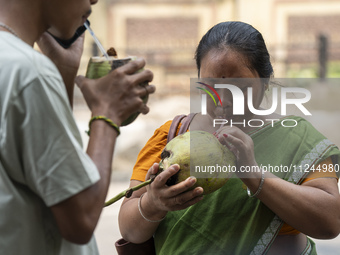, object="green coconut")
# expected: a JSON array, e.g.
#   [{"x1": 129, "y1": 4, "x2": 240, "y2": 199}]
[
  {"x1": 104, "y1": 130, "x2": 236, "y2": 207},
  {"x1": 85, "y1": 56, "x2": 148, "y2": 126},
  {"x1": 158, "y1": 130, "x2": 236, "y2": 195}
]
